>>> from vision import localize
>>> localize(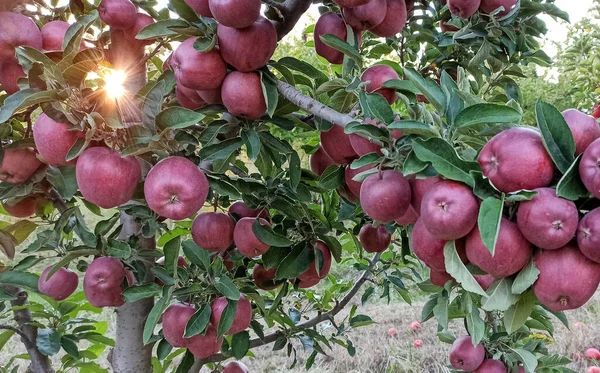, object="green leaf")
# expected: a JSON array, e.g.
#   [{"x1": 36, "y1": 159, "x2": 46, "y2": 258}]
[
  {"x1": 156, "y1": 339, "x2": 173, "y2": 361},
  {"x1": 319, "y1": 34, "x2": 363, "y2": 67},
  {"x1": 455, "y1": 104, "x2": 522, "y2": 129},
  {"x1": 382, "y1": 79, "x2": 420, "y2": 94},
  {"x1": 217, "y1": 299, "x2": 238, "y2": 338},
  {"x1": 404, "y1": 68, "x2": 447, "y2": 113},
  {"x1": 36, "y1": 329, "x2": 61, "y2": 356},
  {"x1": 156, "y1": 107, "x2": 205, "y2": 130},
  {"x1": 482, "y1": 278, "x2": 519, "y2": 312},
  {"x1": 231, "y1": 331, "x2": 250, "y2": 359},
  {"x1": 512, "y1": 259, "x2": 540, "y2": 295},
  {"x1": 504, "y1": 291, "x2": 537, "y2": 334},
  {"x1": 182, "y1": 240, "x2": 211, "y2": 270},
  {"x1": 511, "y1": 348, "x2": 538, "y2": 373},
  {"x1": 466, "y1": 308, "x2": 485, "y2": 345},
  {"x1": 260, "y1": 71, "x2": 278, "y2": 118},
  {"x1": 144, "y1": 289, "x2": 172, "y2": 344},
  {"x1": 276, "y1": 243, "x2": 313, "y2": 280},
  {"x1": 0, "y1": 89, "x2": 62, "y2": 123},
  {"x1": 251, "y1": 220, "x2": 291, "y2": 247},
  {"x1": 184, "y1": 304, "x2": 212, "y2": 338},
  {"x1": 0, "y1": 271, "x2": 39, "y2": 291},
  {"x1": 359, "y1": 91, "x2": 395, "y2": 124},
  {"x1": 46, "y1": 166, "x2": 78, "y2": 200},
  {"x1": 107, "y1": 239, "x2": 132, "y2": 259},
  {"x1": 444, "y1": 241, "x2": 486, "y2": 296},
  {"x1": 318, "y1": 165, "x2": 344, "y2": 190},
  {"x1": 477, "y1": 195, "x2": 504, "y2": 255},
  {"x1": 241, "y1": 129, "x2": 261, "y2": 162},
  {"x1": 318, "y1": 235, "x2": 342, "y2": 263},
  {"x1": 163, "y1": 237, "x2": 181, "y2": 278},
  {"x1": 137, "y1": 19, "x2": 189, "y2": 39},
  {"x1": 349, "y1": 314, "x2": 375, "y2": 328},
  {"x1": 123, "y1": 283, "x2": 162, "y2": 303},
  {"x1": 535, "y1": 100, "x2": 575, "y2": 174},
  {"x1": 175, "y1": 351, "x2": 196, "y2": 373},
  {"x1": 557, "y1": 155, "x2": 588, "y2": 201},
  {"x1": 388, "y1": 120, "x2": 439, "y2": 137},
  {"x1": 412, "y1": 138, "x2": 479, "y2": 187},
  {"x1": 199, "y1": 137, "x2": 243, "y2": 162},
  {"x1": 215, "y1": 276, "x2": 240, "y2": 300}
]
